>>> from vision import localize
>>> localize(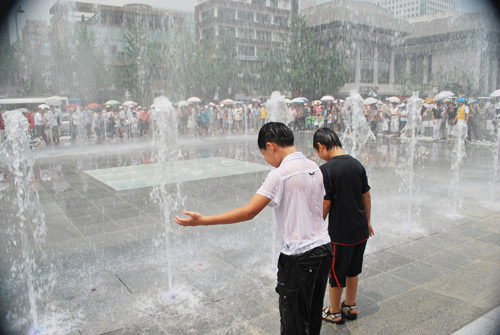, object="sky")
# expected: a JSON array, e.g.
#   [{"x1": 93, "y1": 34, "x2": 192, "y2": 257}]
[{"x1": 3, "y1": 0, "x2": 498, "y2": 43}]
